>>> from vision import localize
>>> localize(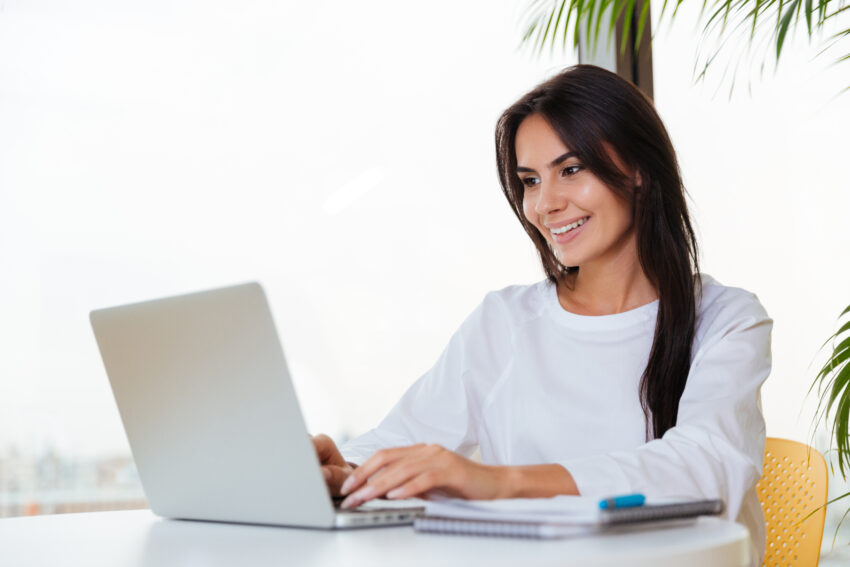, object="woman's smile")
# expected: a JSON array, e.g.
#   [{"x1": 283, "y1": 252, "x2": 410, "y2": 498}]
[{"x1": 548, "y1": 215, "x2": 590, "y2": 244}]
